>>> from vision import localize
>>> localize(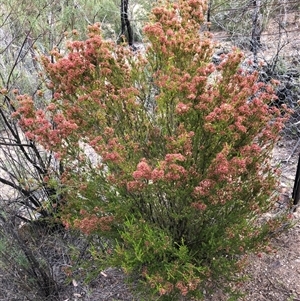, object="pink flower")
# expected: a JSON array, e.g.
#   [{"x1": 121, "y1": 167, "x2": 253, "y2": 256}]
[
  {"x1": 133, "y1": 159, "x2": 152, "y2": 180},
  {"x1": 24, "y1": 131, "x2": 35, "y2": 140},
  {"x1": 231, "y1": 157, "x2": 247, "y2": 173},
  {"x1": 54, "y1": 152, "x2": 62, "y2": 160},
  {"x1": 47, "y1": 103, "x2": 56, "y2": 111},
  {"x1": 194, "y1": 179, "x2": 214, "y2": 196},
  {"x1": 215, "y1": 161, "x2": 229, "y2": 175},
  {"x1": 187, "y1": 94, "x2": 196, "y2": 100},
  {"x1": 175, "y1": 102, "x2": 190, "y2": 114},
  {"x1": 53, "y1": 92, "x2": 61, "y2": 100},
  {"x1": 191, "y1": 202, "x2": 207, "y2": 211},
  {"x1": 205, "y1": 111, "x2": 217, "y2": 122},
  {"x1": 22, "y1": 118, "x2": 34, "y2": 127},
  {"x1": 165, "y1": 153, "x2": 186, "y2": 162},
  {"x1": 126, "y1": 180, "x2": 145, "y2": 192},
  {"x1": 102, "y1": 152, "x2": 121, "y2": 162},
  {"x1": 164, "y1": 164, "x2": 187, "y2": 181},
  {"x1": 151, "y1": 168, "x2": 164, "y2": 181},
  {"x1": 166, "y1": 29, "x2": 174, "y2": 36}
]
